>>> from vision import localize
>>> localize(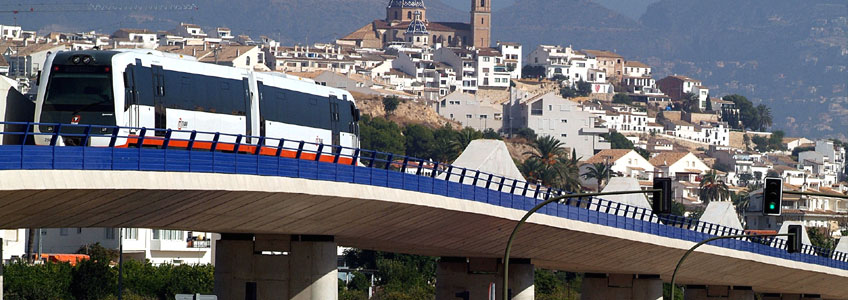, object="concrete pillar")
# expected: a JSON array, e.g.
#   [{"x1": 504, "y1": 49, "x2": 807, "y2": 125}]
[
  {"x1": 288, "y1": 235, "x2": 338, "y2": 300},
  {"x1": 435, "y1": 257, "x2": 534, "y2": 300},
  {"x1": 213, "y1": 234, "x2": 336, "y2": 300},
  {"x1": 1, "y1": 238, "x2": 4, "y2": 300},
  {"x1": 684, "y1": 286, "x2": 754, "y2": 300},
  {"x1": 581, "y1": 273, "x2": 662, "y2": 300}
]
